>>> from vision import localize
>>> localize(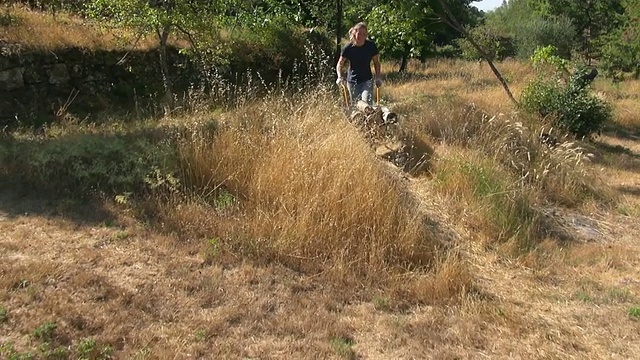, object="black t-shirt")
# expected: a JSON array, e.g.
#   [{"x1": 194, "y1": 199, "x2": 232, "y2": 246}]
[{"x1": 340, "y1": 40, "x2": 379, "y2": 84}]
